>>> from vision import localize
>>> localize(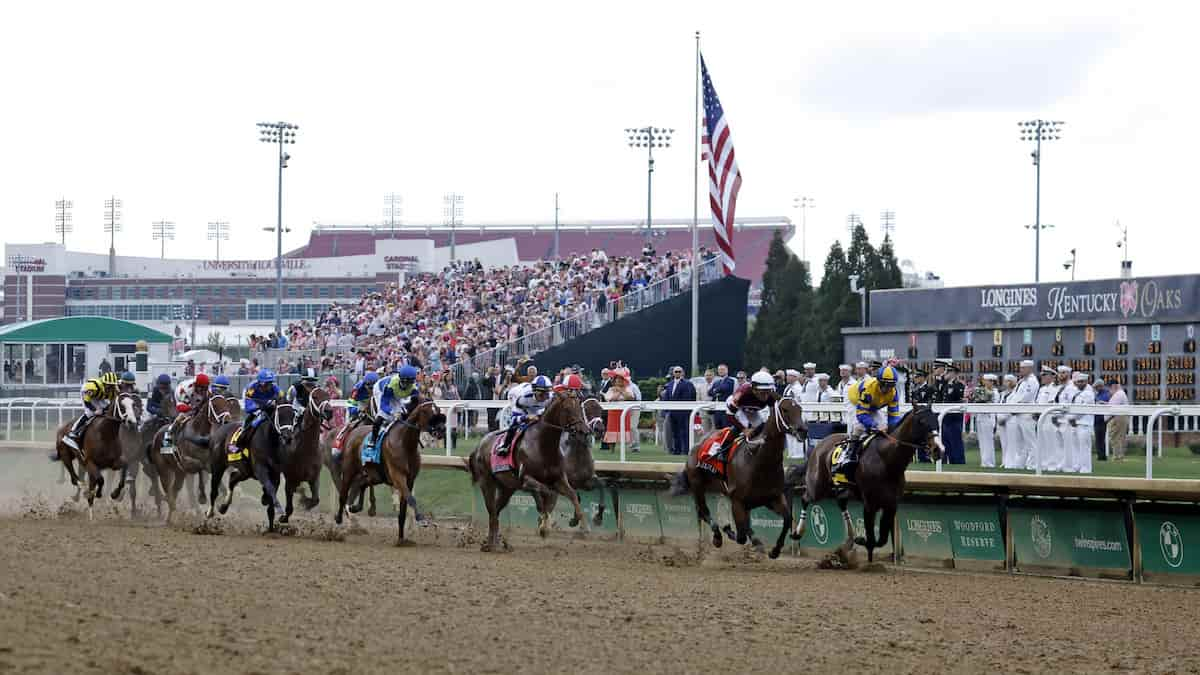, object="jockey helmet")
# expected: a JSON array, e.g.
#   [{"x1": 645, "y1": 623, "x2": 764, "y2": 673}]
[
  {"x1": 300, "y1": 367, "x2": 318, "y2": 382},
  {"x1": 194, "y1": 373, "x2": 211, "y2": 388},
  {"x1": 155, "y1": 373, "x2": 172, "y2": 387},
  {"x1": 257, "y1": 369, "x2": 276, "y2": 384},
  {"x1": 397, "y1": 365, "x2": 419, "y2": 381},
  {"x1": 750, "y1": 371, "x2": 774, "y2": 391},
  {"x1": 877, "y1": 366, "x2": 898, "y2": 388},
  {"x1": 101, "y1": 372, "x2": 120, "y2": 388},
  {"x1": 120, "y1": 371, "x2": 136, "y2": 383},
  {"x1": 532, "y1": 375, "x2": 552, "y2": 392},
  {"x1": 564, "y1": 374, "x2": 584, "y2": 390},
  {"x1": 363, "y1": 371, "x2": 380, "y2": 386},
  {"x1": 213, "y1": 375, "x2": 231, "y2": 389}
]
